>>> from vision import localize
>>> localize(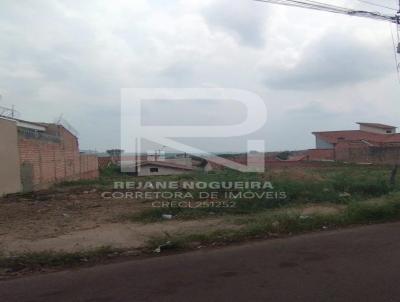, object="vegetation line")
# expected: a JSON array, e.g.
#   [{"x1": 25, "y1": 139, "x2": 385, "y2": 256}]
[{"x1": 147, "y1": 194, "x2": 400, "y2": 251}]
